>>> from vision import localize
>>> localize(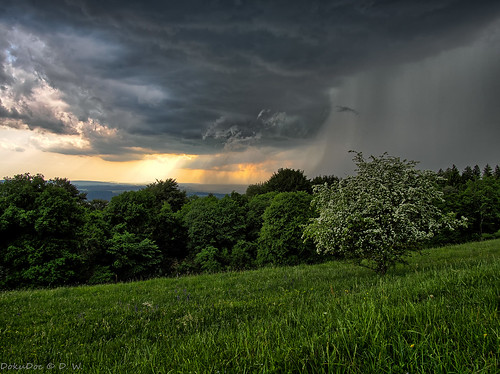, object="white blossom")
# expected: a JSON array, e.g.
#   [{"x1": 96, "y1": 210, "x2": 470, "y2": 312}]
[{"x1": 303, "y1": 151, "x2": 466, "y2": 274}]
